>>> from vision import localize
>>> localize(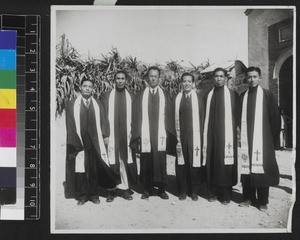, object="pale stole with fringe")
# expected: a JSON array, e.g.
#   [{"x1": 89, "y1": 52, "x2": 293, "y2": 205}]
[
  {"x1": 202, "y1": 86, "x2": 234, "y2": 166},
  {"x1": 141, "y1": 87, "x2": 166, "y2": 152},
  {"x1": 73, "y1": 95, "x2": 109, "y2": 172},
  {"x1": 107, "y1": 89, "x2": 133, "y2": 165},
  {"x1": 239, "y1": 86, "x2": 264, "y2": 174},
  {"x1": 175, "y1": 90, "x2": 201, "y2": 167}
]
